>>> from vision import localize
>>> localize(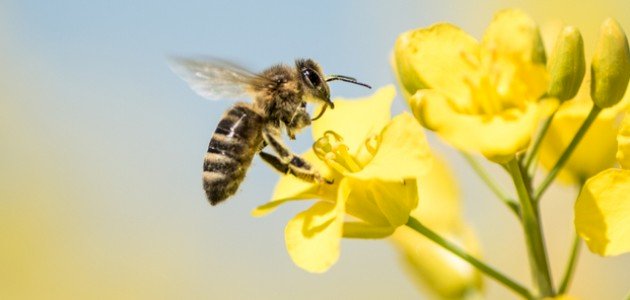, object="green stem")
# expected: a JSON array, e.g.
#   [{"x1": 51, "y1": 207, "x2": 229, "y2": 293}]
[
  {"x1": 558, "y1": 234, "x2": 581, "y2": 294},
  {"x1": 405, "y1": 217, "x2": 534, "y2": 299},
  {"x1": 524, "y1": 113, "x2": 556, "y2": 173},
  {"x1": 506, "y1": 159, "x2": 555, "y2": 297},
  {"x1": 461, "y1": 151, "x2": 520, "y2": 216},
  {"x1": 534, "y1": 105, "x2": 602, "y2": 201}
]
